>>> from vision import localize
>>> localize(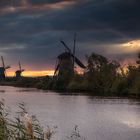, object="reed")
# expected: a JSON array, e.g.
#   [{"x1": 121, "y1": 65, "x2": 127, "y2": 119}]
[{"x1": 0, "y1": 100, "x2": 84, "y2": 140}]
